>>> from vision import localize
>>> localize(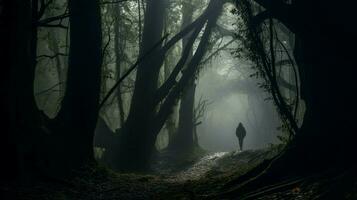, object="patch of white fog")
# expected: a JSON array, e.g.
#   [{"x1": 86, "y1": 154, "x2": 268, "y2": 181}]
[{"x1": 195, "y1": 41, "x2": 282, "y2": 152}]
